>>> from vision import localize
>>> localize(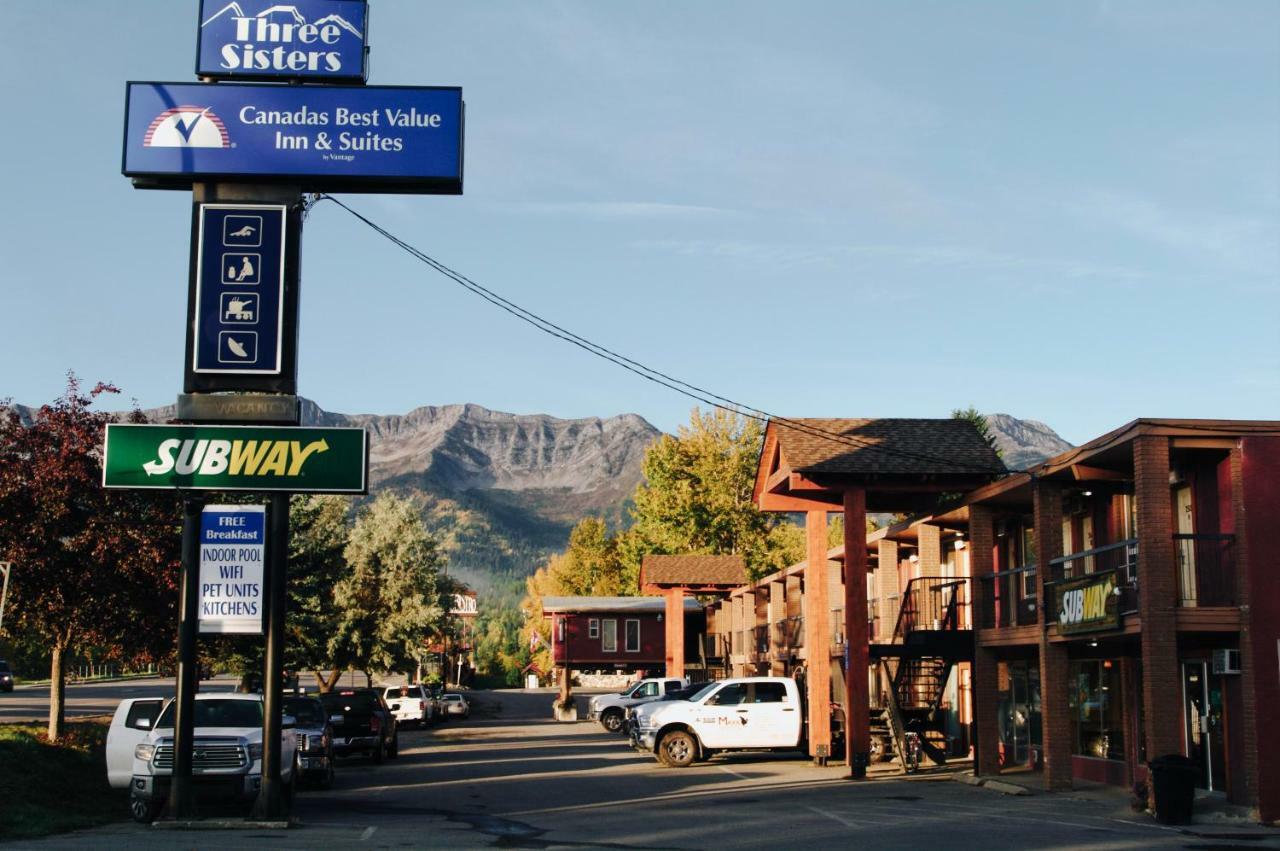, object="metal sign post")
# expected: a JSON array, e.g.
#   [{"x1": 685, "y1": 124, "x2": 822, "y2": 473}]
[
  {"x1": 164, "y1": 497, "x2": 205, "y2": 820},
  {"x1": 250, "y1": 493, "x2": 289, "y2": 820}
]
